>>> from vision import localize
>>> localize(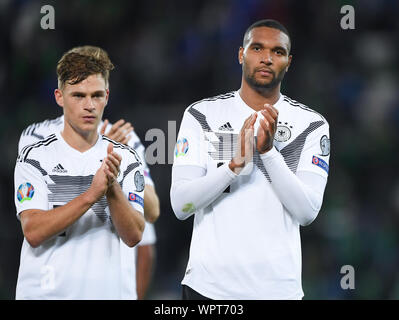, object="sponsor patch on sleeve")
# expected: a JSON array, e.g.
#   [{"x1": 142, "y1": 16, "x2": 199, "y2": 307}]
[
  {"x1": 312, "y1": 156, "x2": 329, "y2": 174},
  {"x1": 128, "y1": 192, "x2": 144, "y2": 208},
  {"x1": 17, "y1": 182, "x2": 35, "y2": 203}
]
